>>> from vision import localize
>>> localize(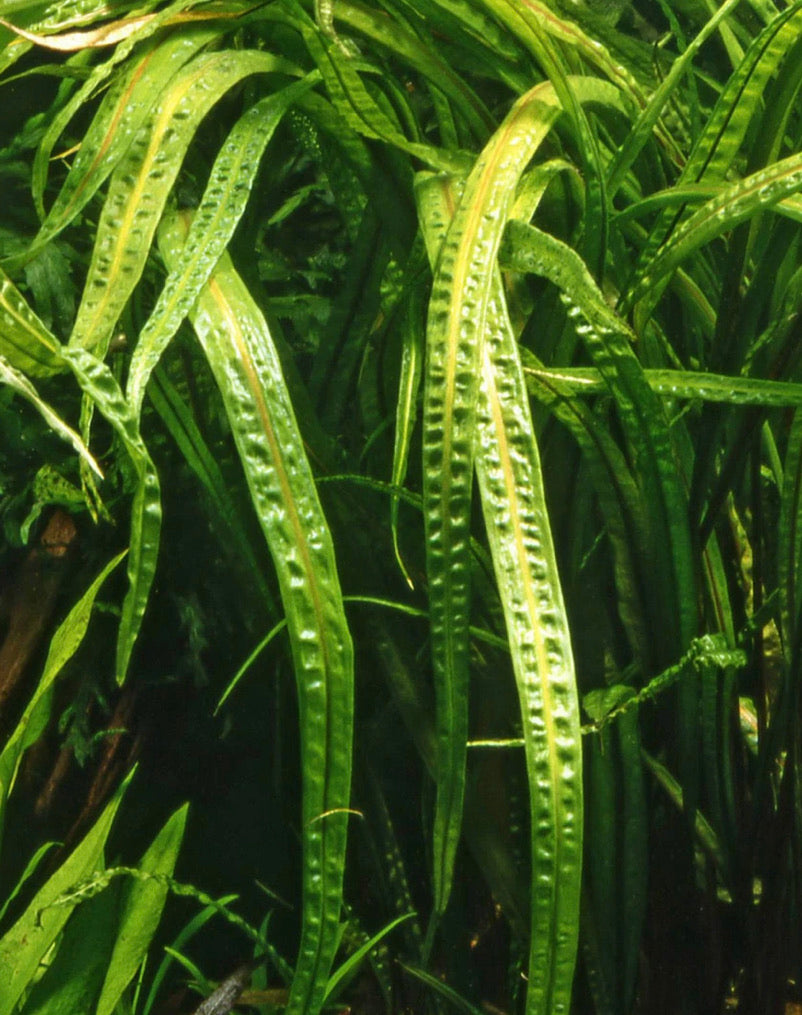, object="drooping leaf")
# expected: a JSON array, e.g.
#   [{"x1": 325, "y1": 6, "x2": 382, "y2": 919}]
[
  {"x1": 69, "y1": 48, "x2": 300, "y2": 356},
  {"x1": 159, "y1": 211, "x2": 354, "y2": 1015}
]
